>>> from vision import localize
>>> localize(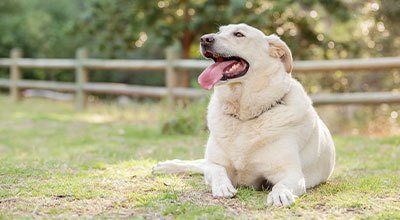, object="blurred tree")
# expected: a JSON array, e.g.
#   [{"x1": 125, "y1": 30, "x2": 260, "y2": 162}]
[
  {"x1": 0, "y1": 0, "x2": 86, "y2": 81},
  {"x1": 75, "y1": 0, "x2": 351, "y2": 87},
  {"x1": 298, "y1": 0, "x2": 400, "y2": 95},
  {"x1": 0, "y1": 0, "x2": 84, "y2": 58},
  {"x1": 0, "y1": 0, "x2": 398, "y2": 92}
]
